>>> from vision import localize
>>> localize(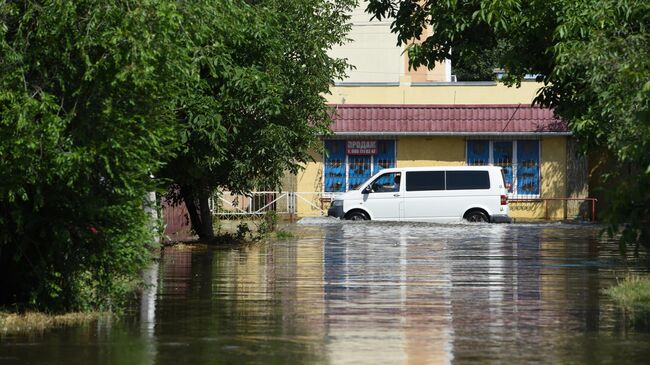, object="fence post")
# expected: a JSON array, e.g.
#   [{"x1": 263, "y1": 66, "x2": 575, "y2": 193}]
[
  {"x1": 592, "y1": 199, "x2": 597, "y2": 223},
  {"x1": 289, "y1": 192, "x2": 295, "y2": 222}
]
